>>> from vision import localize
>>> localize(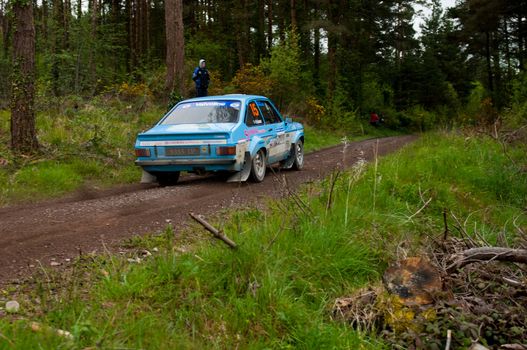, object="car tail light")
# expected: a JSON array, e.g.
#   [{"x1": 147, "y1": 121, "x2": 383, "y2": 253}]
[
  {"x1": 135, "y1": 148, "x2": 151, "y2": 157},
  {"x1": 216, "y1": 146, "x2": 236, "y2": 156}
]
